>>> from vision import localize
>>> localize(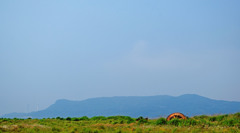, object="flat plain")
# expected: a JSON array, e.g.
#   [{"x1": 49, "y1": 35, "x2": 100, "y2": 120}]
[{"x1": 0, "y1": 113, "x2": 239, "y2": 133}]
